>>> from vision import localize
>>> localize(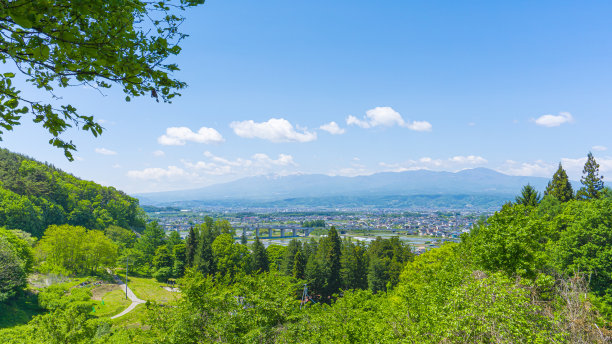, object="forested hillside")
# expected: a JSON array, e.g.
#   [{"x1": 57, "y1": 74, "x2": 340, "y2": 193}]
[{"x1": 0, "y1": 149, "x2": 146, "y2": 237}]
